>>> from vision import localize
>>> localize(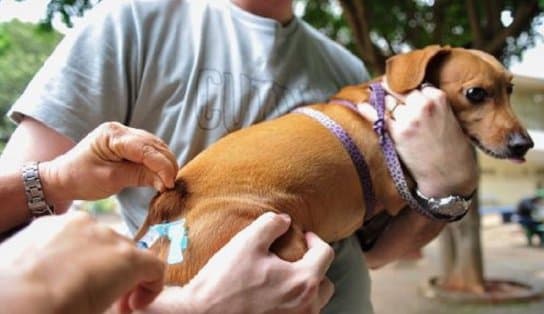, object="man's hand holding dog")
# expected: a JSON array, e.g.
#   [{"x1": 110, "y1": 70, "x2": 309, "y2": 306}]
[
  {"x1": 358, "y1": 83, "x2": 478, "y2": 268},
  {"x1": 358, "y1": 83, "x2": 478, "y2": 197},
  {"x1": 137, "y1": 212, "x2": 335, "y2": 314},
  {"x1": 40, "y1": 121, "x2": 179, "y2": 205},
  {"x1": 0, "y1": 212, "x2": 165, "y2": 314}
]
